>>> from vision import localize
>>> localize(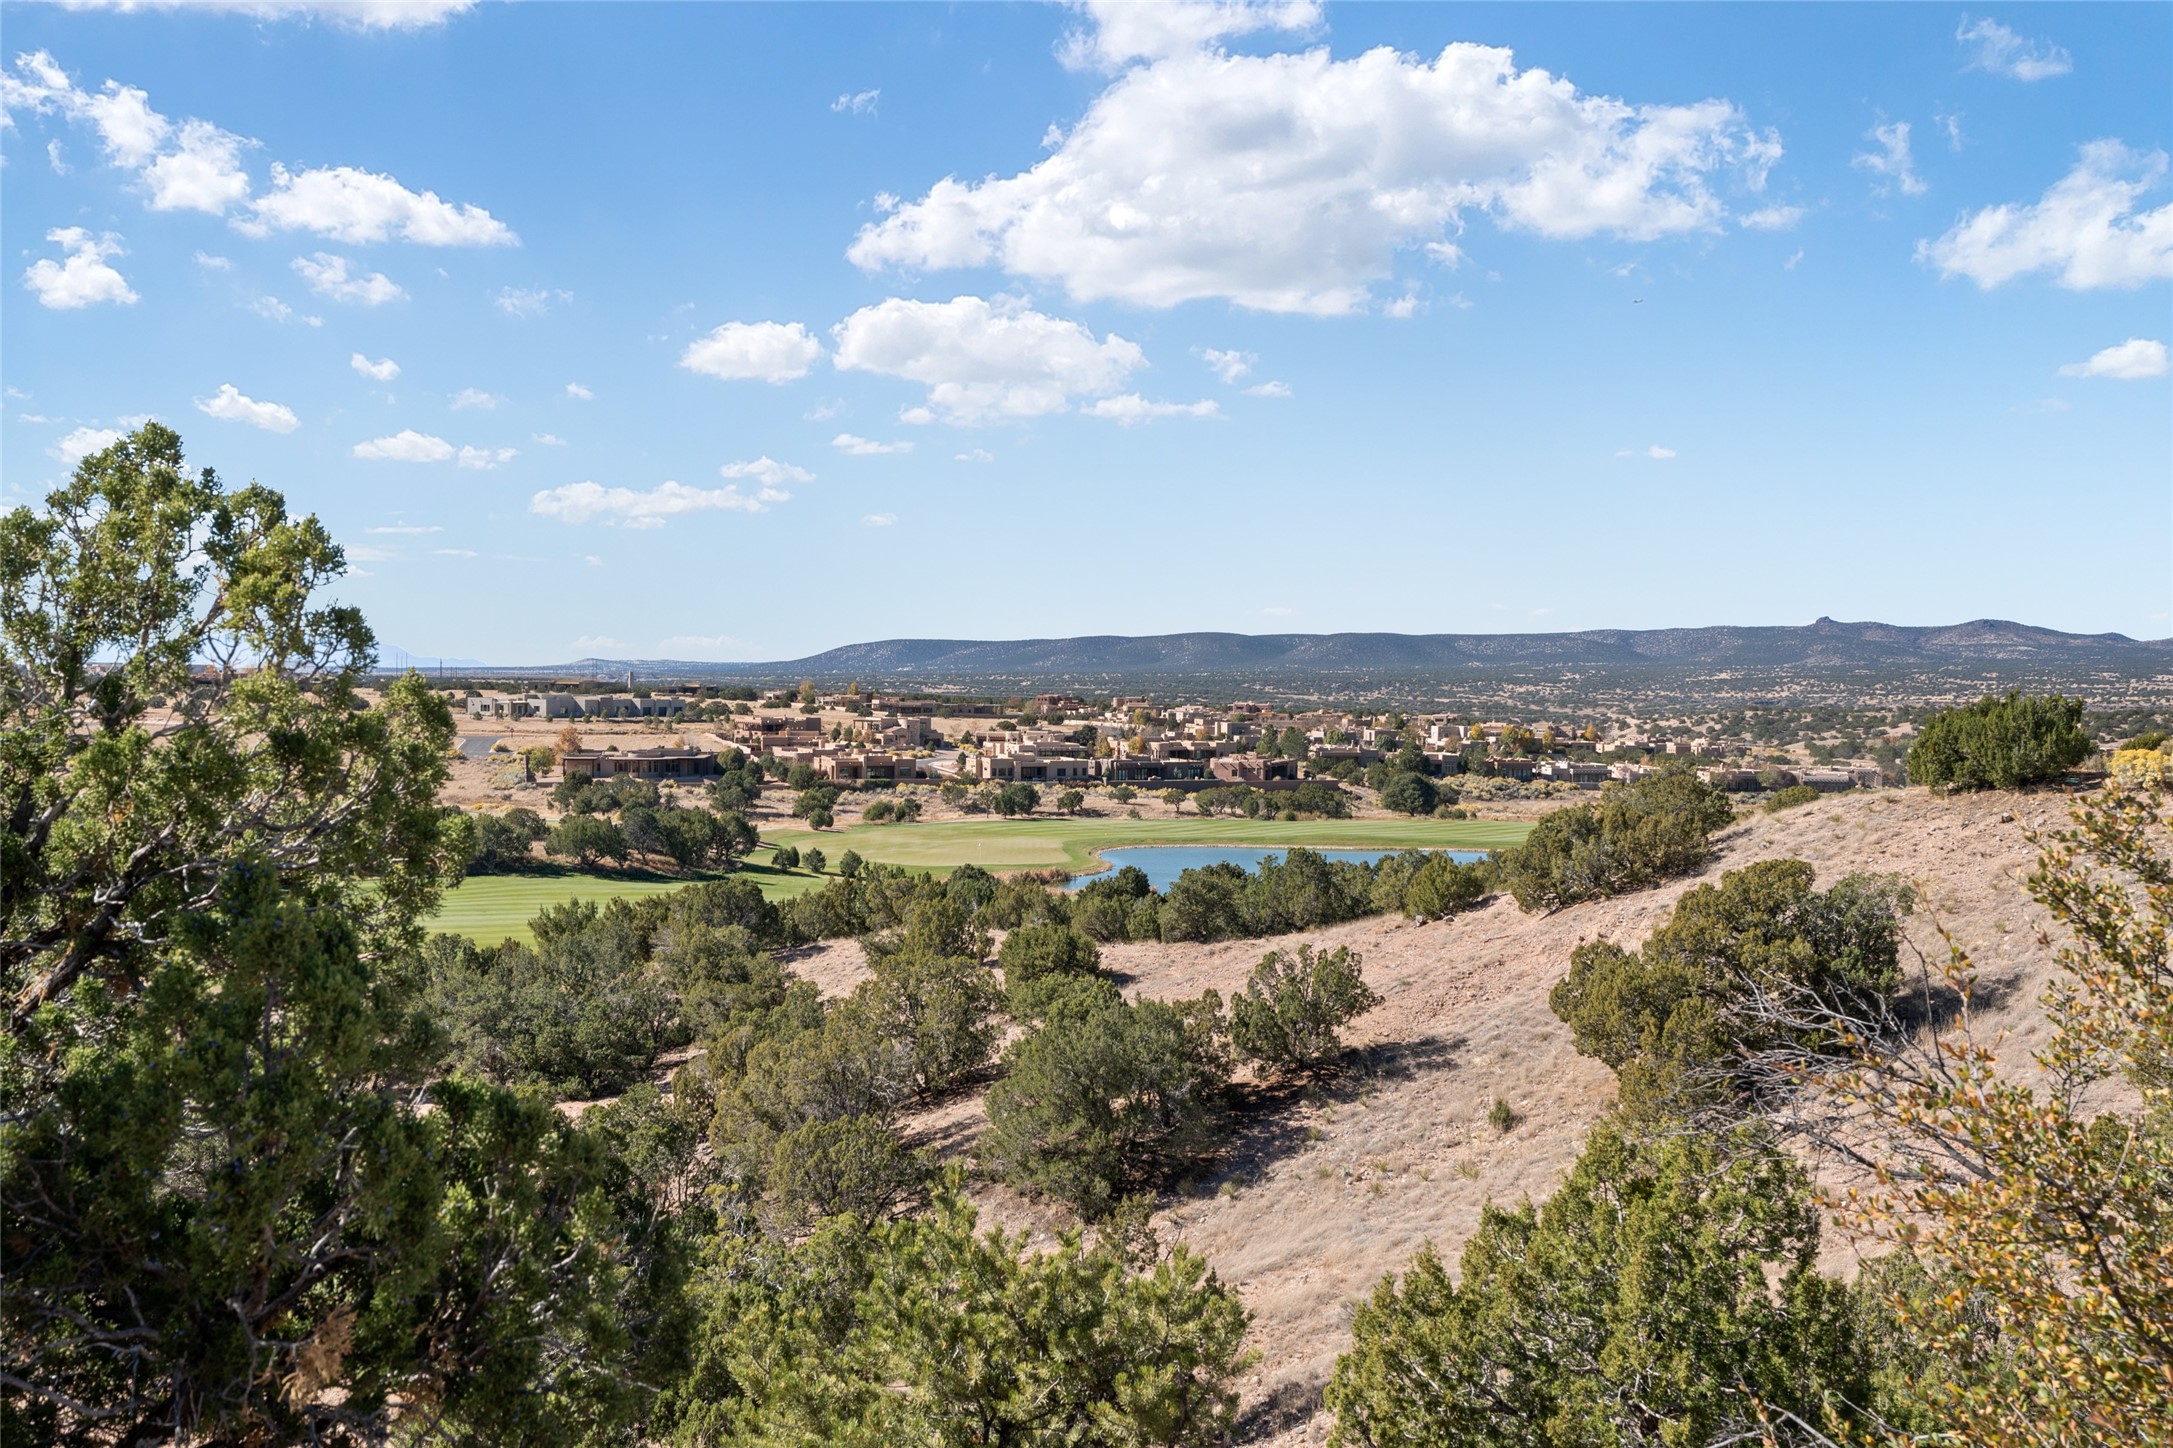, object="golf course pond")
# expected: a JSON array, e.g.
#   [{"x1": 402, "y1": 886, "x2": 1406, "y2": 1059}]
[
  {"x1": 426, "y1": 817, "x2": 1530, "y2": 944},
  {"x1": 1067, "y1": 845, "x2": 1489, "y2": 892}
]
